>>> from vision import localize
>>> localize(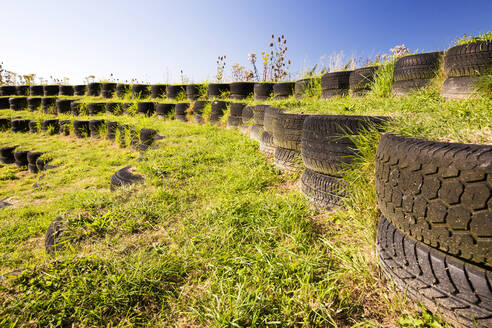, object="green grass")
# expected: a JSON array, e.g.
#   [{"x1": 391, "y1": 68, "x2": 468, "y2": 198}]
[{"x1": 454, "y1": 31, "x2": 492, "y2": 45}]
